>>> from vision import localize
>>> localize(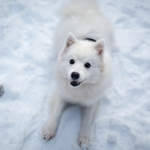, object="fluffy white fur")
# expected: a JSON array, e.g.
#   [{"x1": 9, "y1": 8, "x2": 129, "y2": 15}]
[{"x1": 43, "y1": 0, "x2": 114, "y2": 149}]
